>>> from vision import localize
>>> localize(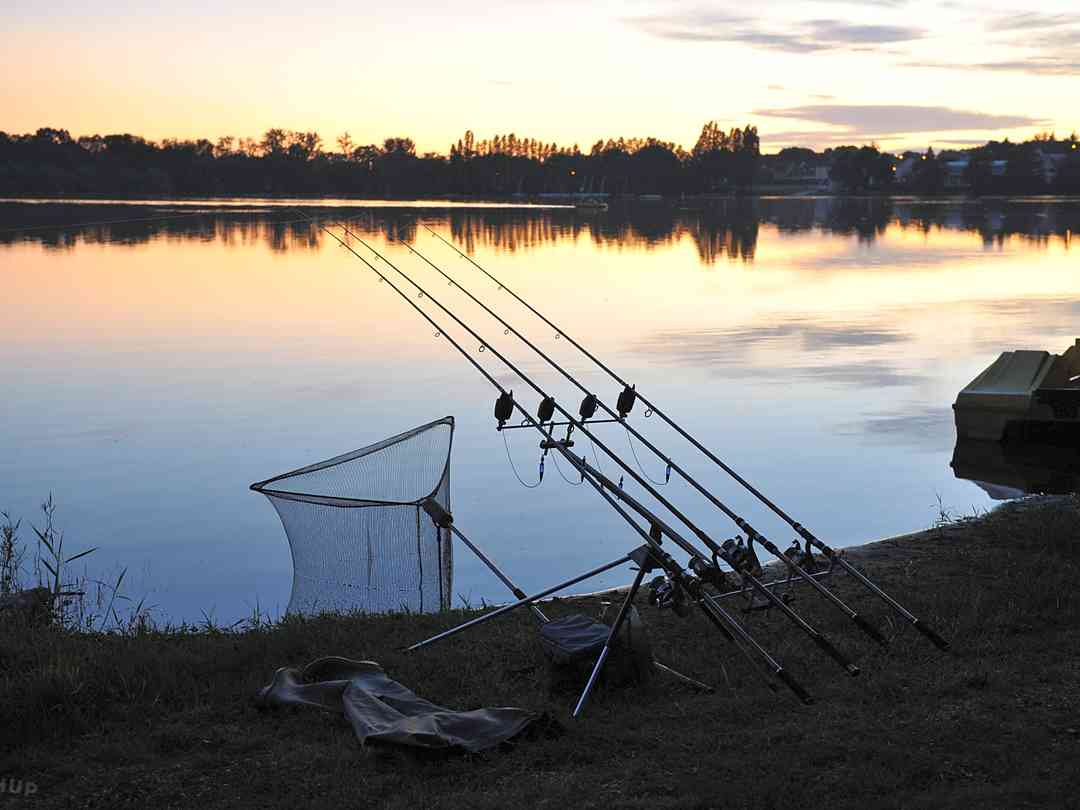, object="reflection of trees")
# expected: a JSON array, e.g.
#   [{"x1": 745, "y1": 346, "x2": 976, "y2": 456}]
[
  {"x1": 756, "y1": 197, "x2": 894, "y2": 242},
  {"x1": 894, "y1": 200, "x2": 1080, "y2": 249},
  {"x1": 444, "y1": 206, "x2": 758, "y2": 265},
  {"x1": 0, "y1": 205, "x2": 326, "y2": 253},
  {"x1": 2, "y1": 198, "x2": 1077, "y2": 263}
]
